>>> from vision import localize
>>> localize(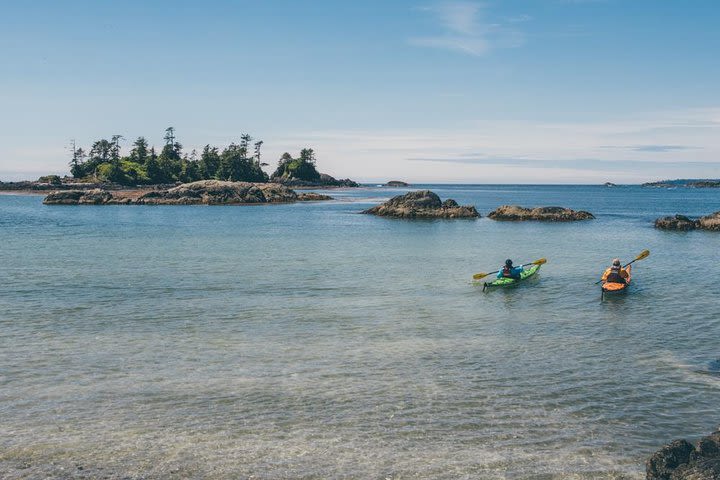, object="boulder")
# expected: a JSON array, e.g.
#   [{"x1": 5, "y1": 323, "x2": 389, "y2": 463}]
[
  {"x1": 647, "y1": 431, "x2": 720, "y2": 480},
  {"x1": 654, "y1": 215, "x2": 698, "y2": 231},
  {"x1": 362, "y1": 190, "x2": 479, "y2": 219},
  {"x1": 698, "y1": 211, "x2": 720, "y2": 231},
  {"x1": 488, "y1": 205, "x2": 595, "y2": 222},
  {"x1": 297, "y1": 192, "x2": 333, "y2": 201}
]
